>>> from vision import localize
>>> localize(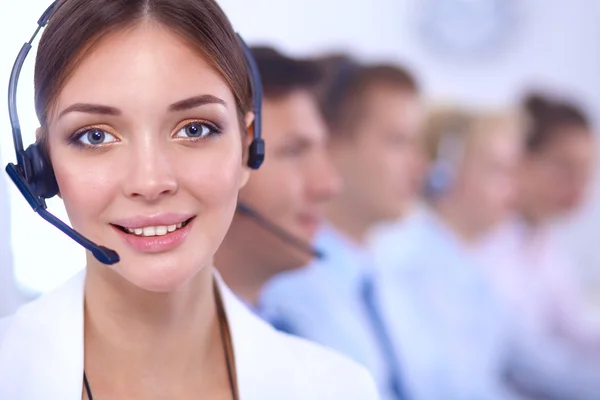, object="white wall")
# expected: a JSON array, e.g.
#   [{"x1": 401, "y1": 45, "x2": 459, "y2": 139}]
[
  {"x1": 0, "y1": 146, "x2": 21, "y2": 317},
  {"x1": 222, "y1": 0, "x2": 600, "y2": 283},
  {"x1": 1, "y1": 0, "x2": 599, "y2": 300}
]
